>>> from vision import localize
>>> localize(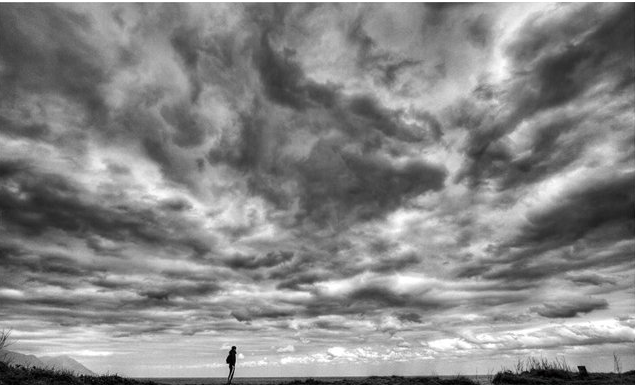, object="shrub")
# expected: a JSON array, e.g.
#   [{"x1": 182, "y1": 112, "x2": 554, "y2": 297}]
[{"x1": 0, "y1": 329, "x2": 11, "y2": 351}]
